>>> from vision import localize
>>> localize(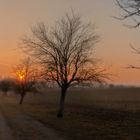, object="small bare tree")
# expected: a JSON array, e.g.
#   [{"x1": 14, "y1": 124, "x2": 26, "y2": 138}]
[
  {"x1": 14, "y1": 58, "x2": 38, "y2": 104},
  {"x1": 116, "y1": 0, "x2": 140, "y2": 28},
  {"x1": 21, "y1": 13, "x2": 109, "y2": 117}
]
